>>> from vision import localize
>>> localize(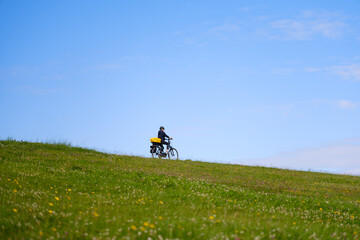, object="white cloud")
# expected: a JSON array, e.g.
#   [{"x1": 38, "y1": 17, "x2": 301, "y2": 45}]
[
  {"x1": 246, "y1": 139, "x2": 360, "y2": 175},
  {"x1": 209, "y1": 23, "x2": 242, "y2": 40},
  {"x1": 310, "y1": 99, "x2": 360, "y2": 110},
  {"x1": 268, "y1": 11, "x2": 346, "y2": 40},
  {"x1": 335, "y1": 100, "x2": 359, "y2": 110},
  {"x1": 246, "y1": 104, "x2": 297, "y2": 118},
  {"x1": 270, "y1": 68, "x2": 294, "y2": 75},
  {"x1": 327, "y1": 63, "x2": 360, "y2": 82},
  {"x1": 240, "y1": 6, "x2": 252, "y2": 12},
  {"x1": 304, "y1": 67, "x2": 321, "y2": 72}
]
